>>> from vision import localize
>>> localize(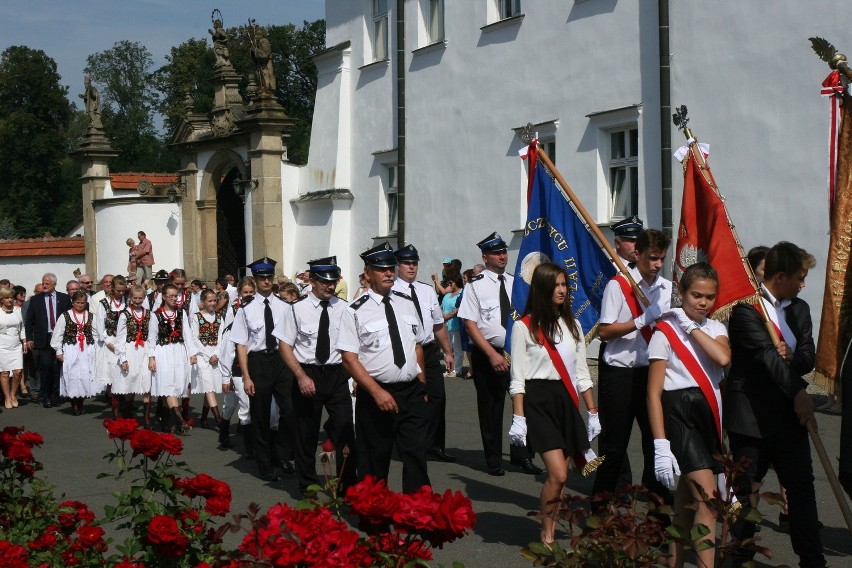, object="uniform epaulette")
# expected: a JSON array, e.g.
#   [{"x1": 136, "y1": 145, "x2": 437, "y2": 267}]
[
  {"x1": 351, "y1": 295, "x2": 370, "y2": 310},
  {"x1": 241, "y1": 296, "x2": 254, "y2": 307},
  {"x1": 417, "y1": 280, "x2": 431, "y2": 287},
  {"x1": 291, "y1": 295, "x2": 307, "y2": 304},
  {"x1": 470, "y1": 274, "x2": 484, "y2": 282},
  {"x1": 392, "y1": 290, "x2": 413, "y2": 301}
]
